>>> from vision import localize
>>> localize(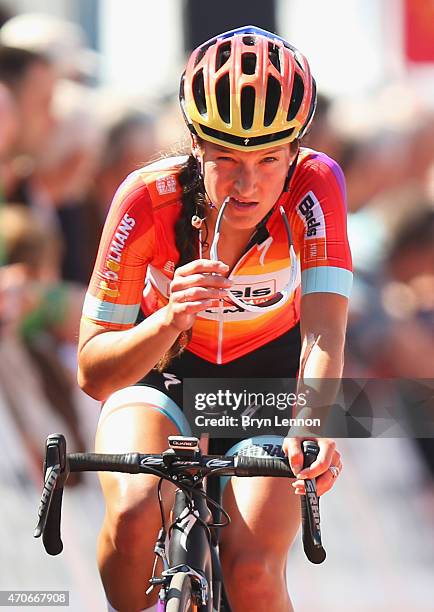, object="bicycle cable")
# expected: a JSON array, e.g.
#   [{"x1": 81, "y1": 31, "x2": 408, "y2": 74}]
[
  {"x1": 140, "y1": 464, "x2": 232, "y2": 530},
  {"x1": 125, "y1": 459, "x2": 236, "y2": 539},
  {"x1": 157, "y1": 477, "x2": 166, "y2": 533},
  {"x1": 166, "y1": 482, "x2": 215, "y2": 546}
]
